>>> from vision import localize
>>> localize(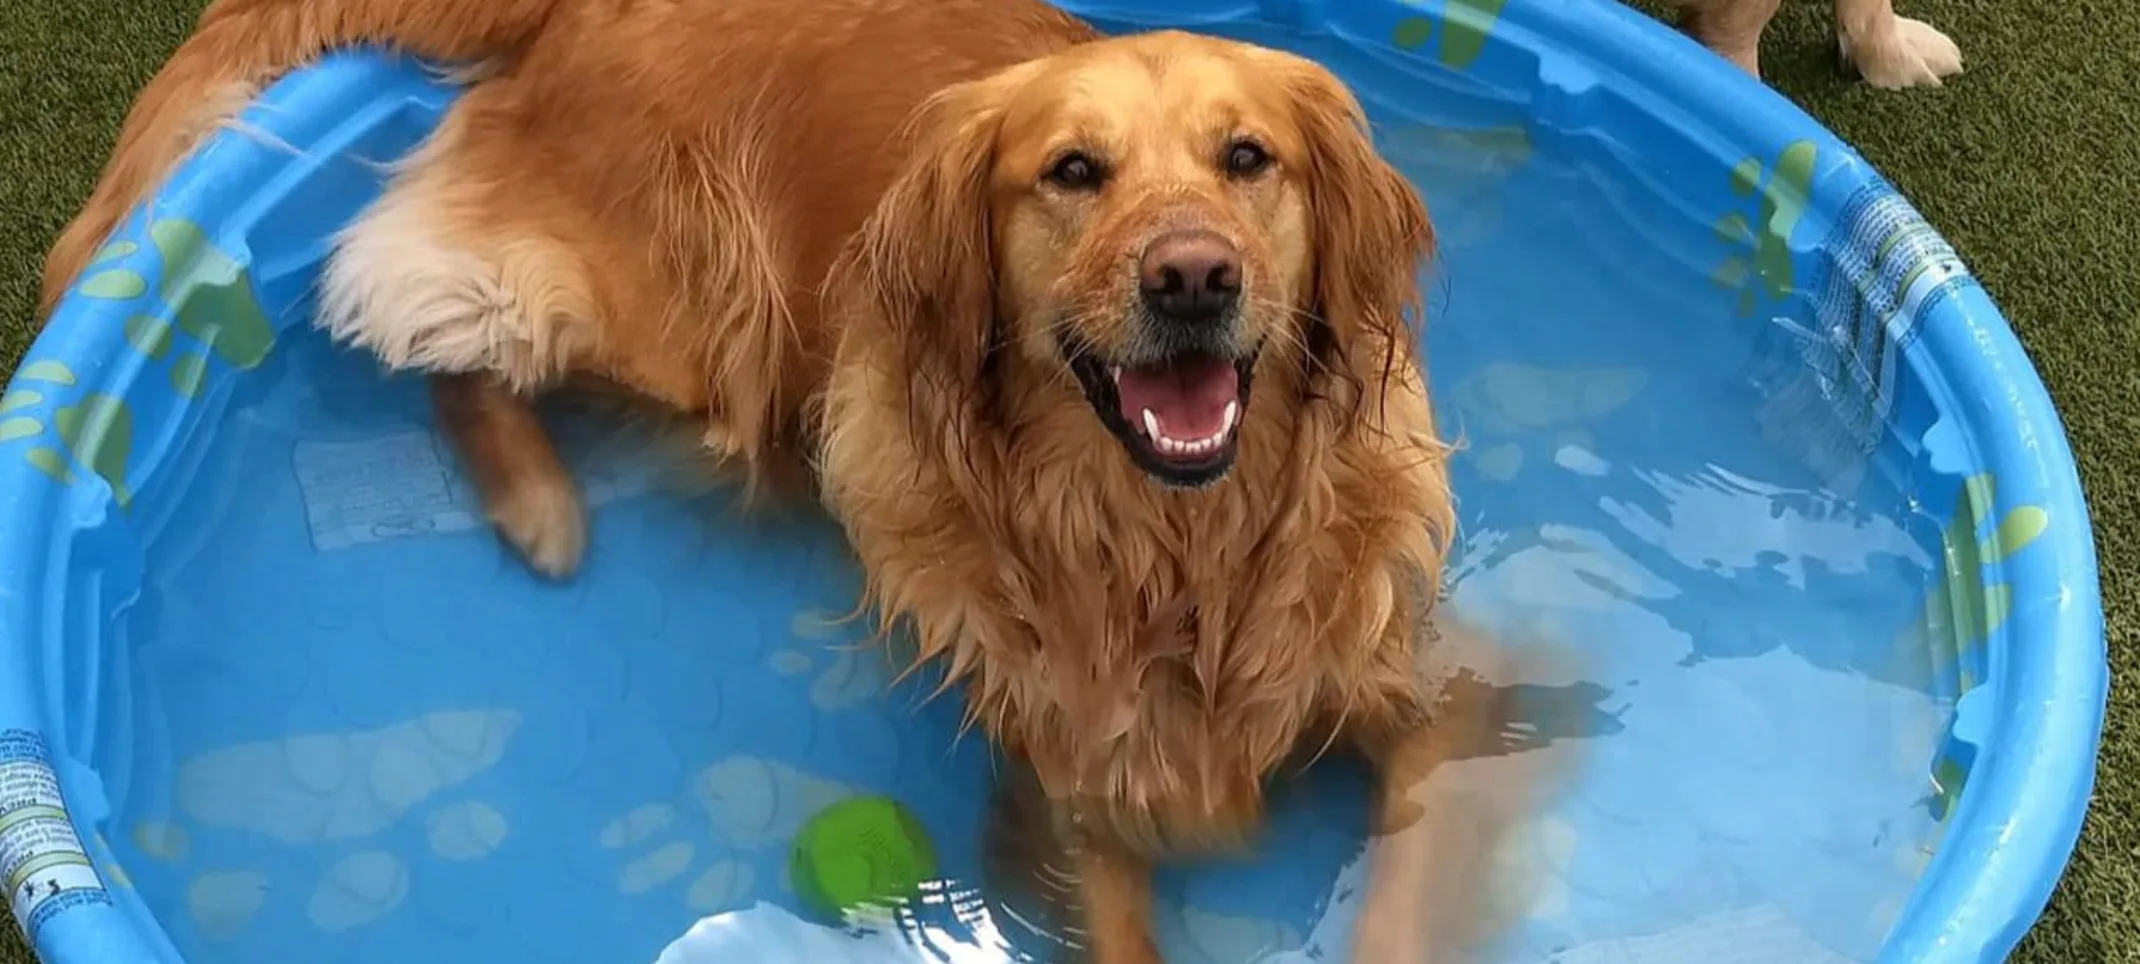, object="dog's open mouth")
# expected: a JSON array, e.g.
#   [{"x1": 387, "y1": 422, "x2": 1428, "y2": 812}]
[{"x1": 1068, "y1": 344, "x2": 1255, "y2": 487}]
